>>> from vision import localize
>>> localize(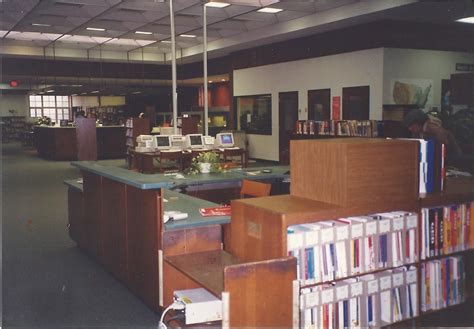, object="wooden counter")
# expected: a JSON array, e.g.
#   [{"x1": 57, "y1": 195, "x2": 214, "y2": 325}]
[{"x1": 34, "y1": 126, "x2": 126, "y2": 160}]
